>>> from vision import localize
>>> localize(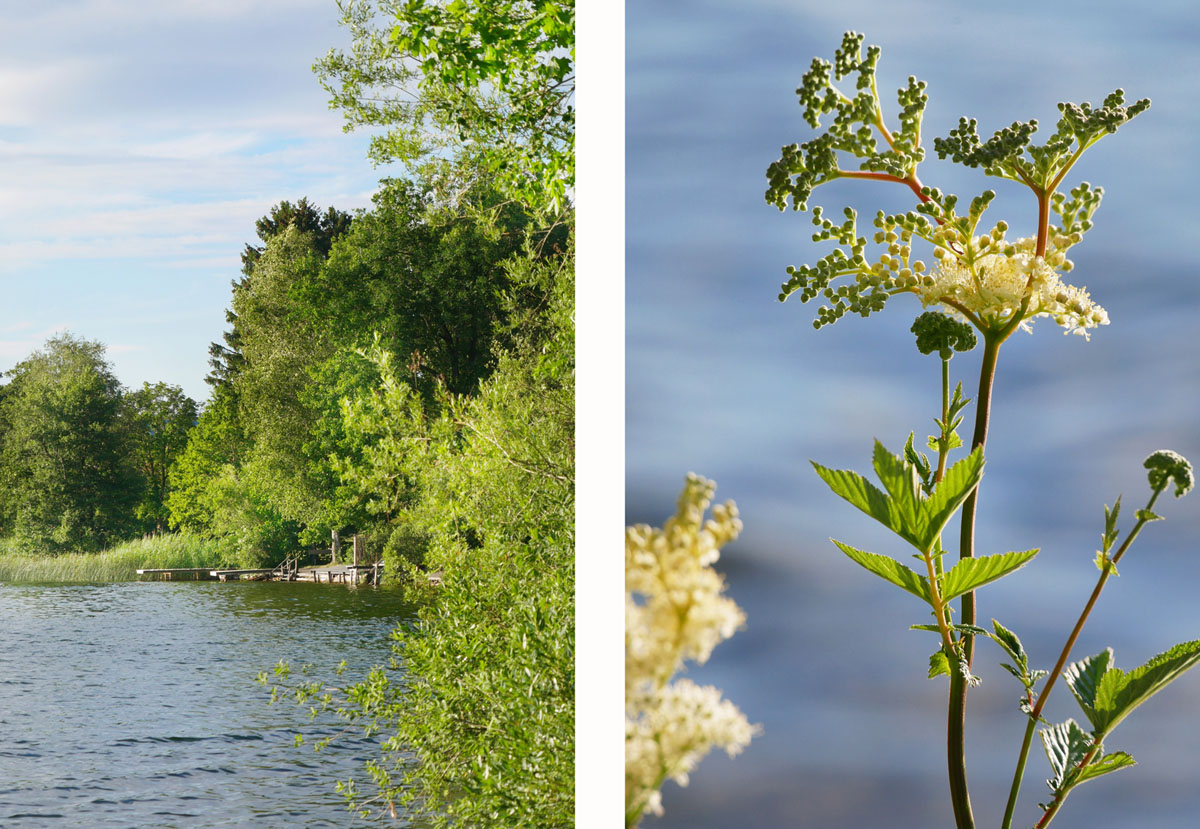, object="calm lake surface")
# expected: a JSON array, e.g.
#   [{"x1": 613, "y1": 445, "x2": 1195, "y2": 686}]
[{"x1": 0, "y1": 581, "x2": 419, "y2": 828}]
